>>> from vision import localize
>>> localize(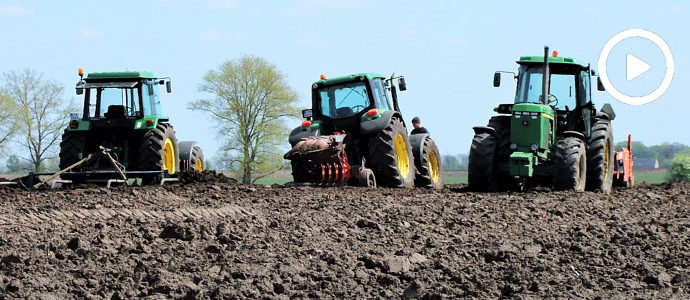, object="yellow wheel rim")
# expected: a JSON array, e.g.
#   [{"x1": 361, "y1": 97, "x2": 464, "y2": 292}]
[
  {"x1": 428, "y1": 150, "x2": 440, "y2": 183},
  {"x1": 194, "y1": 158, "x2": 203, "y2": 172},
  {"x1": 603, "y1": 140, "x2": 610, "y2": 182},
  {"x1": 394, "y1": 134, "x2": 410, "y2": 178},
  {"x1": 163, "y1": 138, "x2": 176, "y2": 175}
]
